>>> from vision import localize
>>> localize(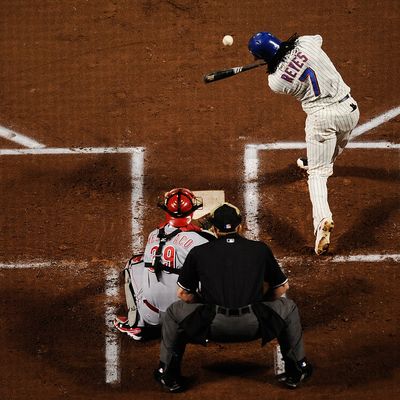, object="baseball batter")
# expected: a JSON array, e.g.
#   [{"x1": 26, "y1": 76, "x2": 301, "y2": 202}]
[
  {"x1": 114, "y1": 188, "x2": 215, "y2": 340},
  {"x1": 248, "y1": 32, "x2": 360, "y2": 255}
]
